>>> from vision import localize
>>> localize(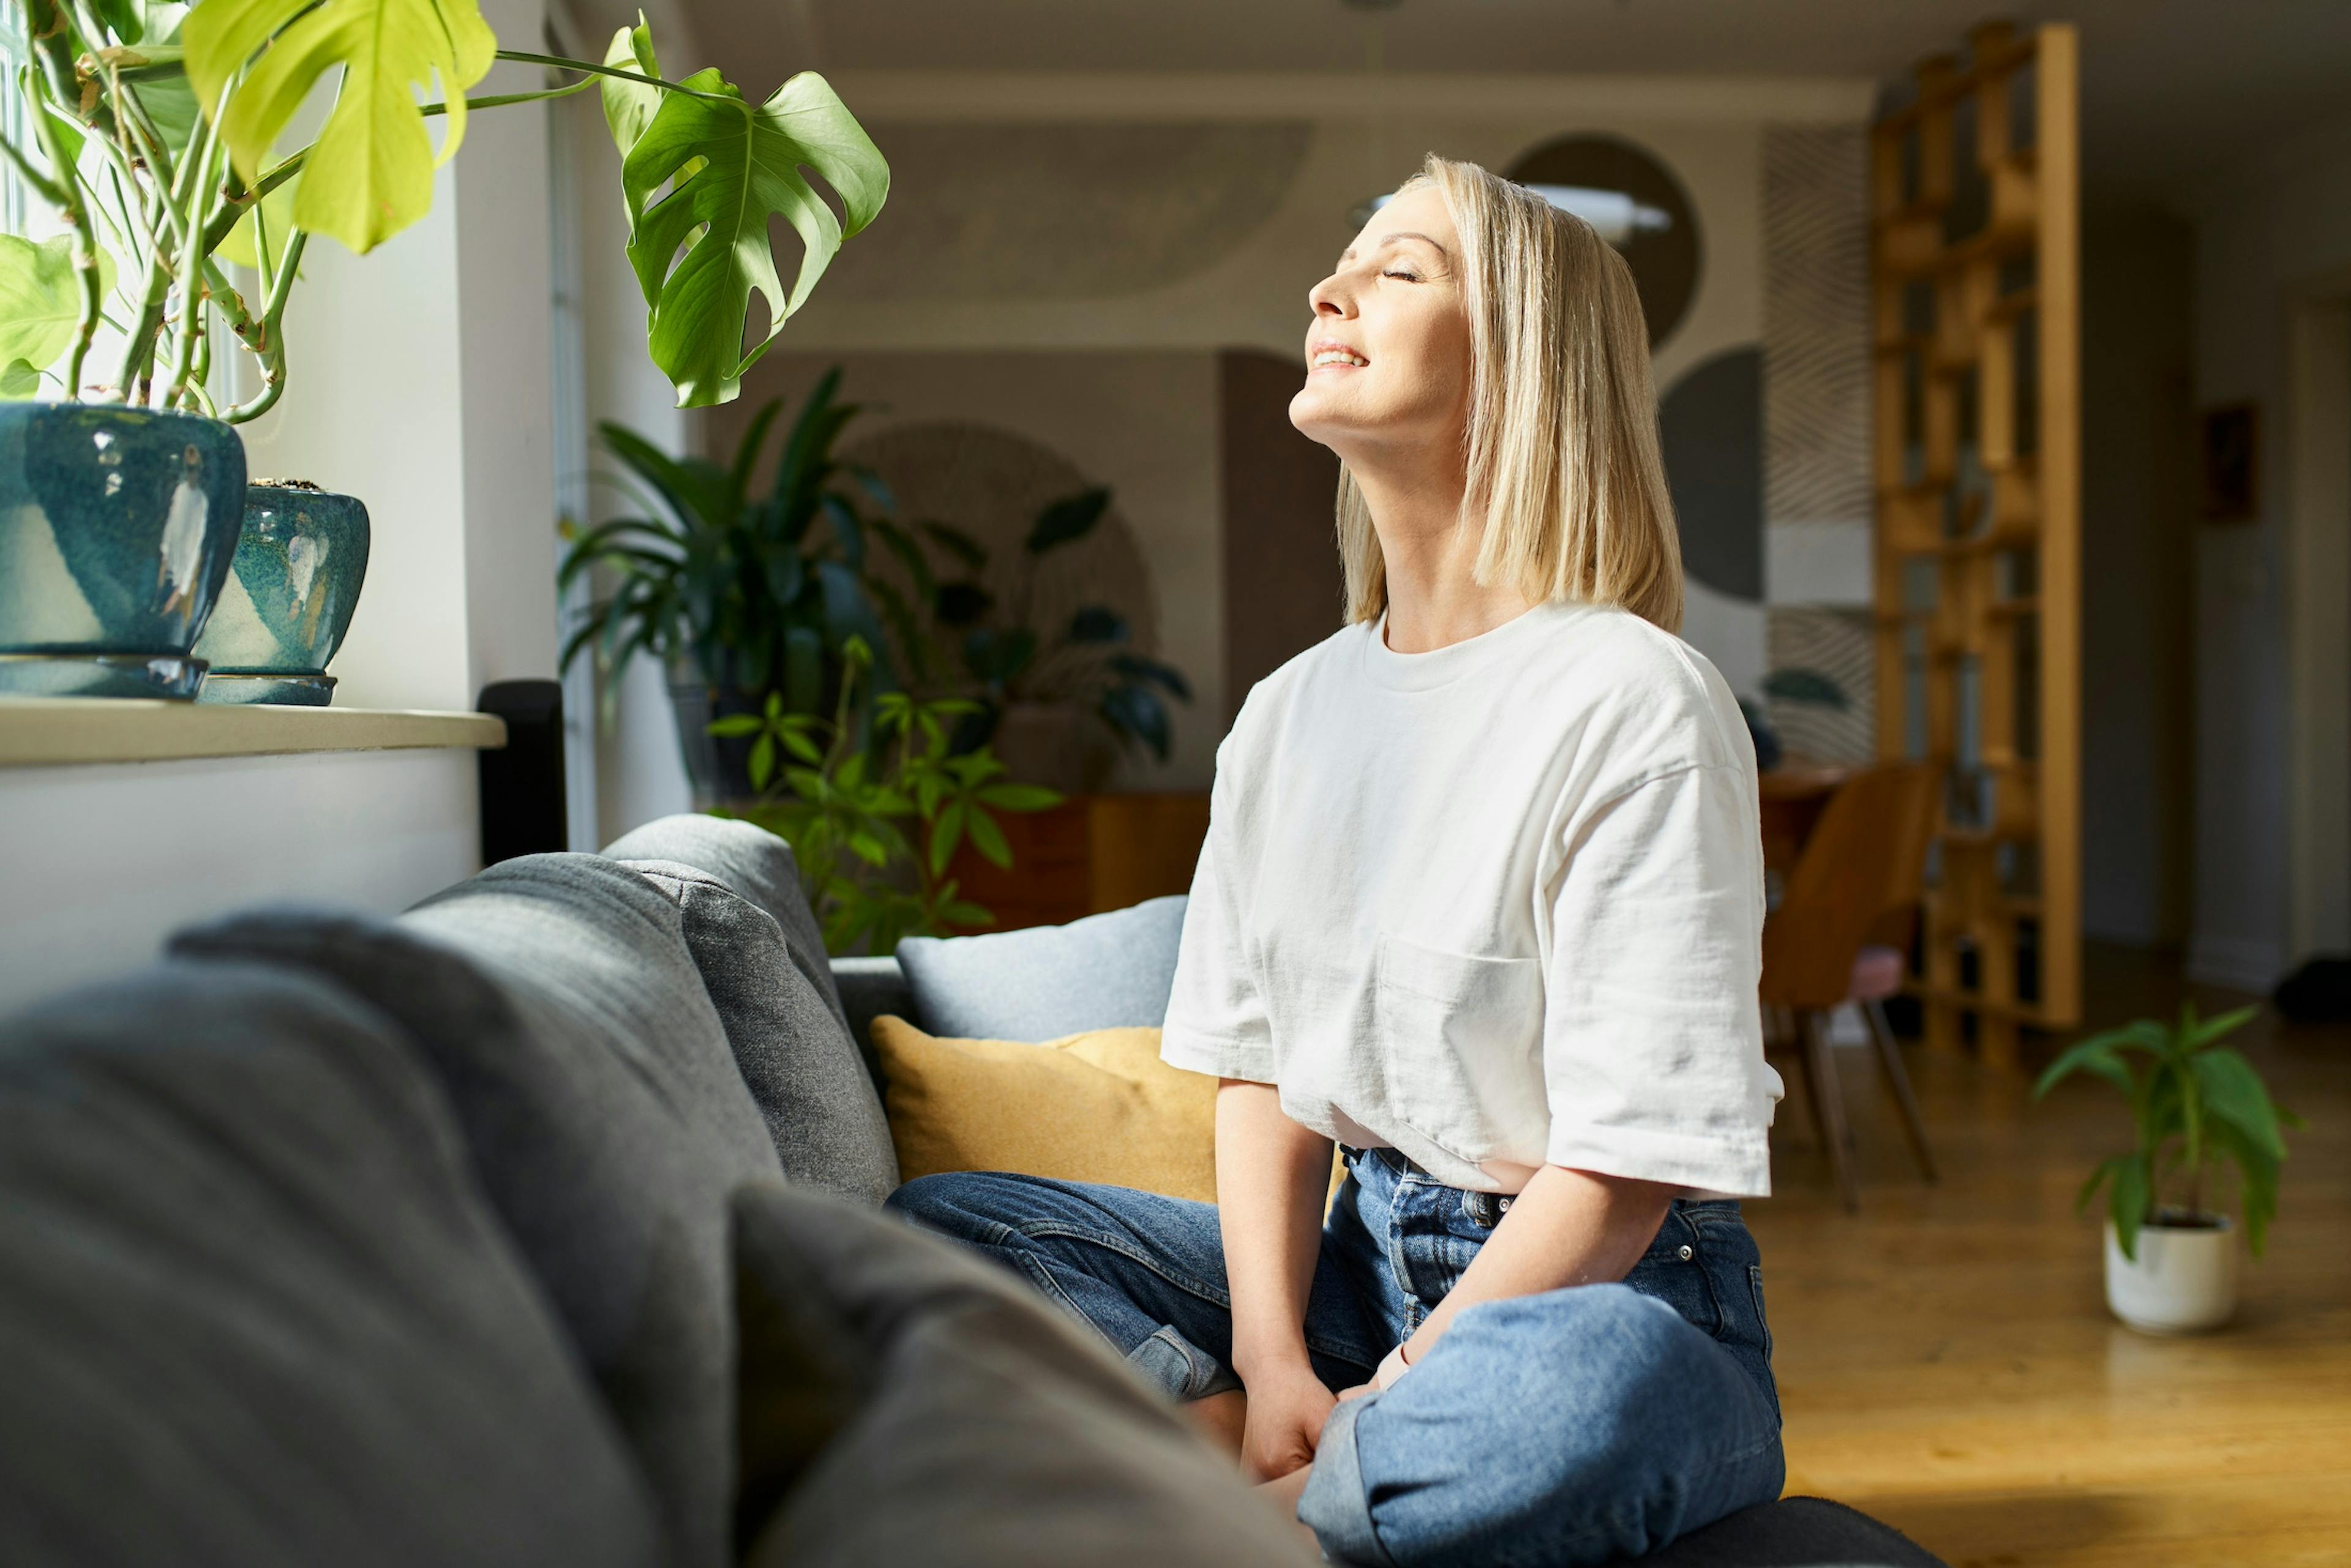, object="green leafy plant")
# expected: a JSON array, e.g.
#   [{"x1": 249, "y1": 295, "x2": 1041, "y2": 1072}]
[
  {"x1": 558, "y1": 367, "x2": 915, "y2": 723},
  {"x1": 0, "y1": 0, "x2": 884, "y2": 413},
  {"x1": 928, "y1": 486, "x2": 1194, "y2": 762},
  {"x1": 712, "y1": 634, "x2": 1061, "y2": 955},
  {"x1": 2033, "y1": 1002, "x2": 2302, "y2": 1261}
]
